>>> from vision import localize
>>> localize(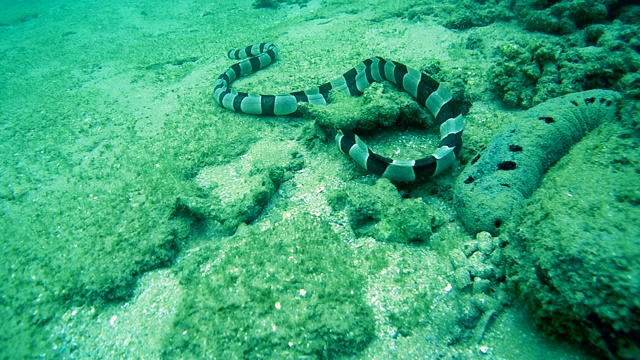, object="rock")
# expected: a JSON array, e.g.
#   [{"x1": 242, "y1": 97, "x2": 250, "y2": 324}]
[{"x1": 330, "y1": 178, "x2": 446, "y2": 243}]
